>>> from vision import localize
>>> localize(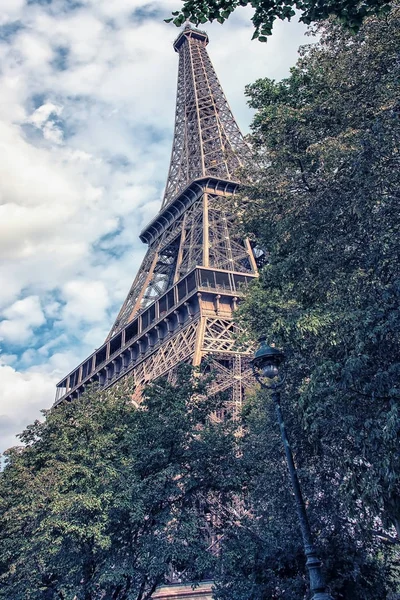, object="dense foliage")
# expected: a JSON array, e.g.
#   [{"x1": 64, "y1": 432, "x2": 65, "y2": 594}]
[
  {"x1": 226, "y1": 7, "x2": 400, "y2": 597},
  {"x1": 166, "y1": 0, "x2": 392, "y2": 41},
  {"x1": 213, "y1": 392, "x2": 397, "y2": 600},
  {"x1": 0, "y1": 367, "x2": 238, "y2": 600}
]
